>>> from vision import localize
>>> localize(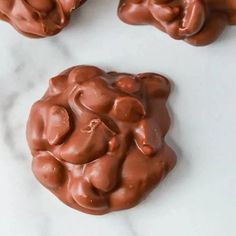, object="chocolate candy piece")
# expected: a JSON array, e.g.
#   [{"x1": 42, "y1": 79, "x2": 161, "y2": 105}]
[
  {"x1": 118, "y1": 0, "x2": 236, "y2": 46},
  {"x1": 26, "y1": 65, "x2": 176, "y2": 215},
  {"x1": 0, "y1": 0, "x2": 86, "y2": 37}
]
